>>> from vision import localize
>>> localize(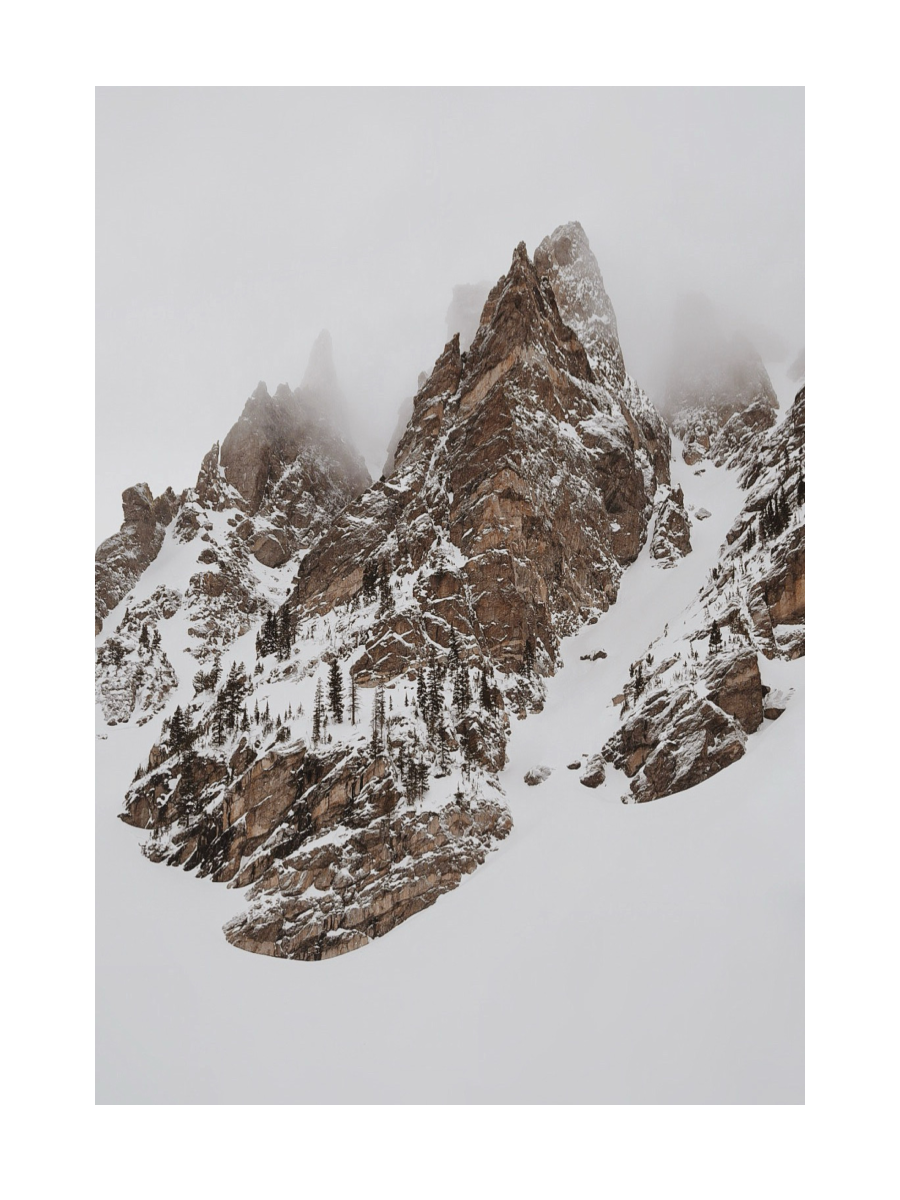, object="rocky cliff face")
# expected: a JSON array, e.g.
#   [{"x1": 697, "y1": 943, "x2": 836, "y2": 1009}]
[
  {"x1": 649, "y1": 484, "x2": 692, "y2": 565},
  {"x1": 95, "y1": 484, "x2": 179, "y2": 635},
  {"x1": 292, "y1": 233, "x2": 668, "y2": 675},
  {"x1": 663, "y1": 293, "x2": 778, "y2": 465},
  {"x1": 603, "y1": 388, "x2": 805, "y2": 802},
  {"x1": 119, "y1": 229, "x2": 674, "y2": 959}
]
